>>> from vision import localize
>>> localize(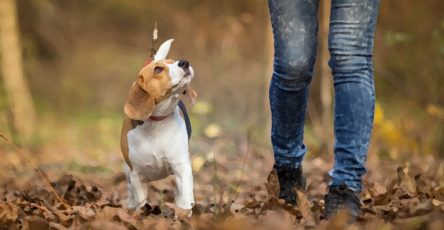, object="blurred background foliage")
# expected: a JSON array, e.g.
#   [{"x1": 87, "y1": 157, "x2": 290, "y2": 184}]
[{"x1": 0, "y1": 0, "x2": 443, "y2": 172}]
